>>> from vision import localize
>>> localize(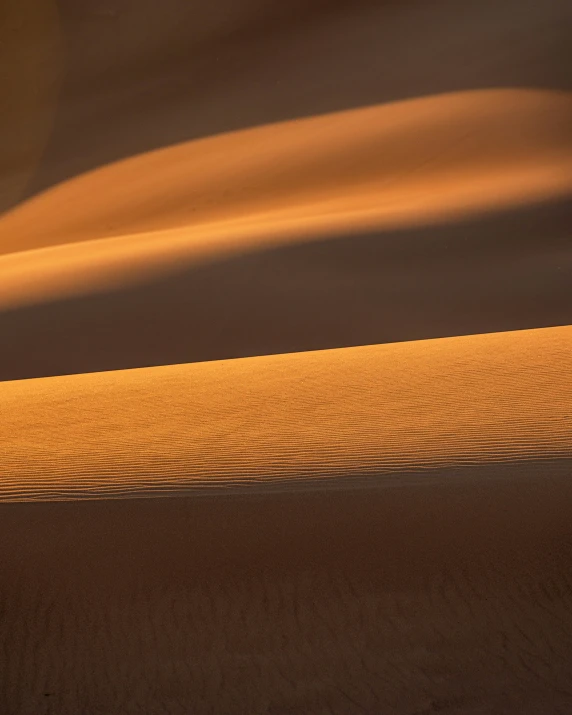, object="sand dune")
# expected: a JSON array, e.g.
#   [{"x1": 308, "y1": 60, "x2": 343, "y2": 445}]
[
  {"x1": 3, "y1": 473, "x2": 572, "y2": 714},
  {"x1": 1, "y1": 195, "x2": 570, "y2": 380},
  {"x1": 1, "y1": 327, "x2": 572, "y2": 712},
  {"x1": 6, "y1": 0, "x2": 570, "y2": 208},
  {"x1": 2, "y1": 88, "x2": 571, "y2": 255},
  {"x1": 2, "y1": 0, "x2": 572, "y2": 712},
  {"x1": 2, "y1": 326, "x2": 570, "y2": 501},
  {"x1": 0, "y1": 89, "x2": 570, "y2": 380}
]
